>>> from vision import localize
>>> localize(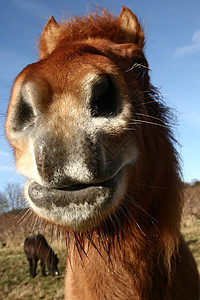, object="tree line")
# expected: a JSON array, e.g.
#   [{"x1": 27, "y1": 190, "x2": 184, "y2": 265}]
[{"x1": 0, "y1": 183, "x2": 25, "y2": 214}]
